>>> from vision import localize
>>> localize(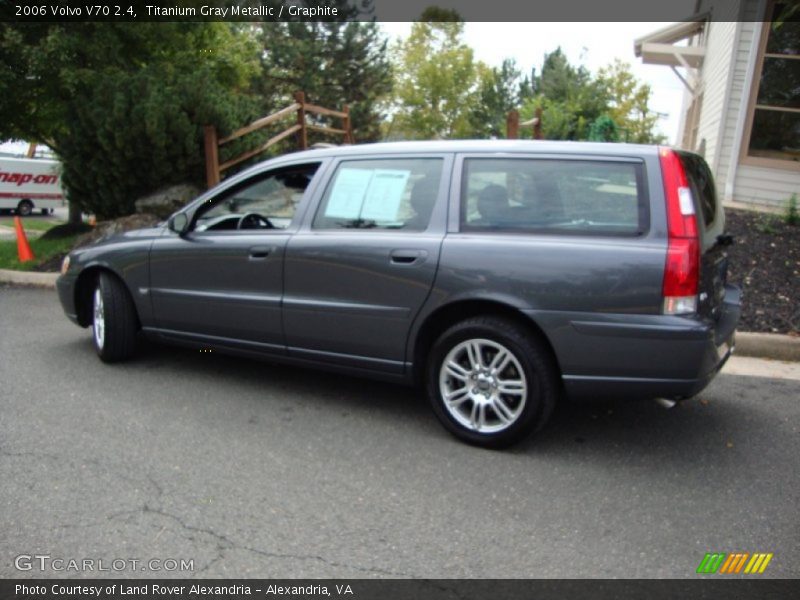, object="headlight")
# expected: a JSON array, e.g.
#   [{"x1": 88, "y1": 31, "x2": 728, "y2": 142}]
[{"x1": 60, "y1": 255, "x2": 70, "y2": 276}]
